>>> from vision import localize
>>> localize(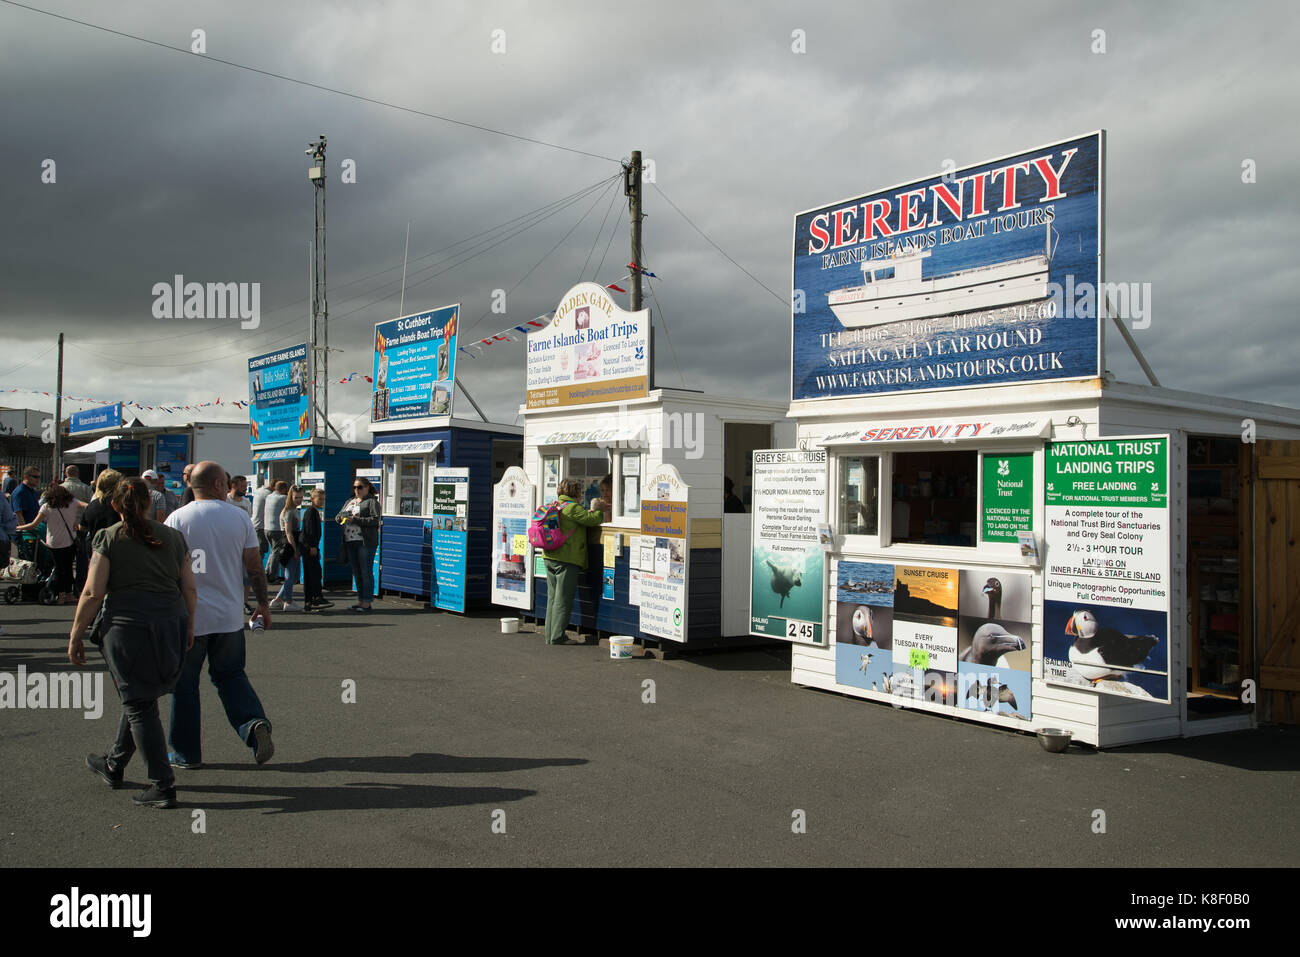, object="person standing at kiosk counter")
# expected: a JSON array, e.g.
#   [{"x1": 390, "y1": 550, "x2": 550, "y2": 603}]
[{"x1": 542, "y1": 478, "x2": 606, "y2": 645}]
